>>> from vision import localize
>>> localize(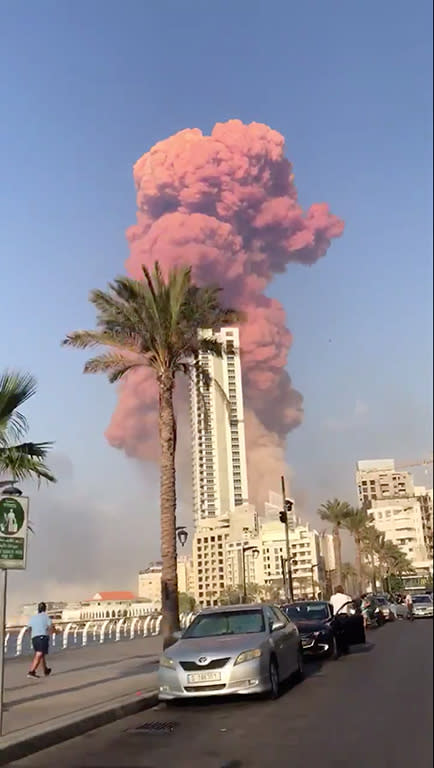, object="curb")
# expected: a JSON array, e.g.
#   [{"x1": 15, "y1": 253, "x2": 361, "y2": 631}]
[{"x1": 0, "y1": 689, "x2": 159, "y2": 765}]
